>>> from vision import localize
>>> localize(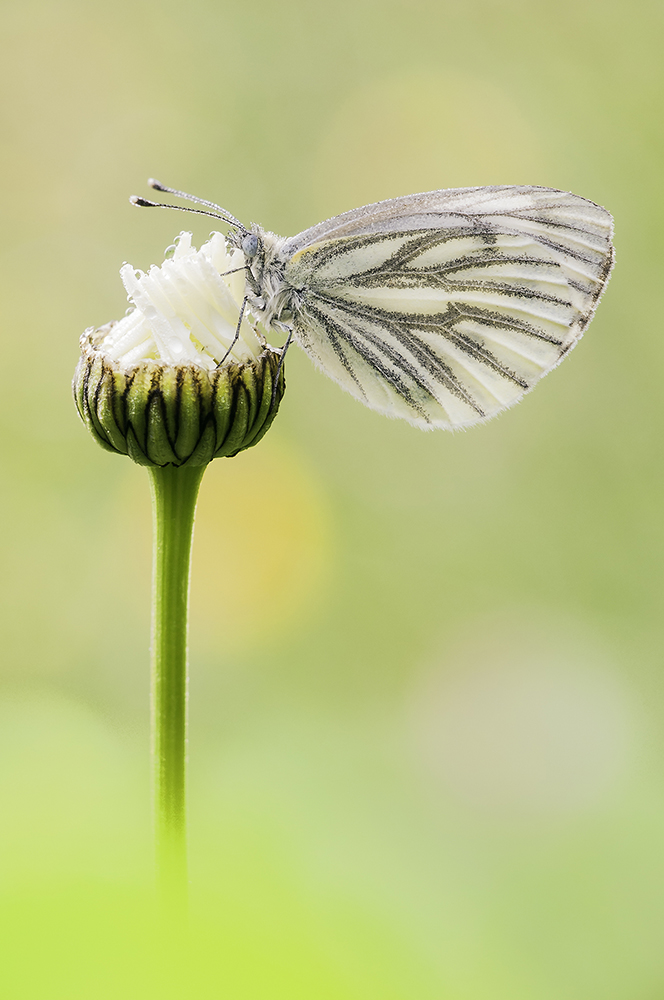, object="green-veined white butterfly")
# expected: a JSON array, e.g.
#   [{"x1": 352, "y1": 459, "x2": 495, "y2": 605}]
[{"x1": 133, "y1": 181, "x2": 614, "y2": 430}]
